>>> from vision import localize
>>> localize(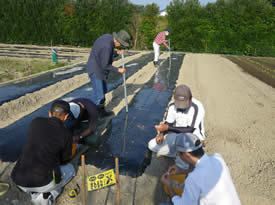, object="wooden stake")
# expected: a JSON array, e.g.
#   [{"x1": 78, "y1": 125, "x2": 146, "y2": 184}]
[
  {"x1": 81, "y1": 155, "x2": 86, "y2": 205},
  {"x1": 115, "y1": 157, "x2": 120, "y2": 205}
]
